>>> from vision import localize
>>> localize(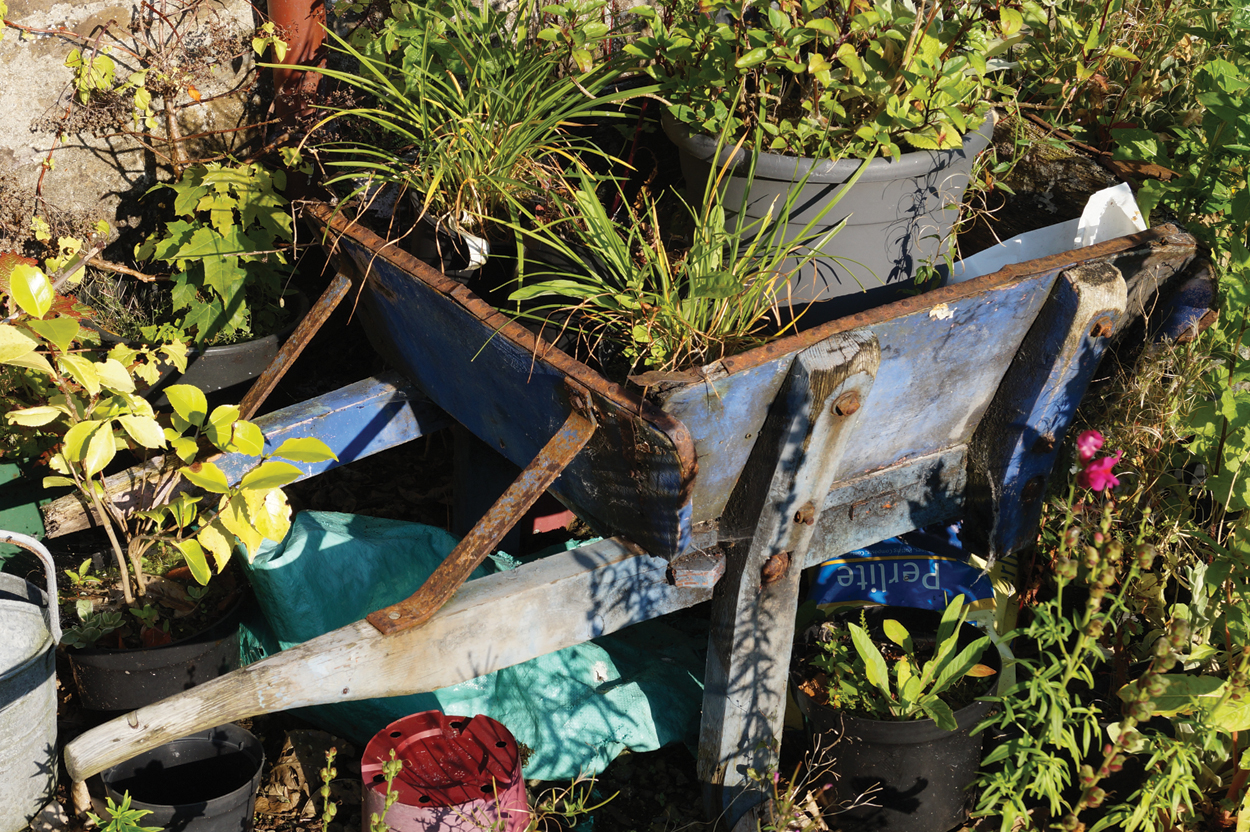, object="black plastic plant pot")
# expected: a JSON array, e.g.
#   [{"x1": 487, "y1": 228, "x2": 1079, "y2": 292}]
[
  {"x1": 68, "y1": 594, "x2": 244, "y2": 712},
  {"x1": 101, "y1": 723, "x2": 264, "y2": 832},
  {"x1": 793, "y1": 607, "x2": 1001, "y2": 832}
]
